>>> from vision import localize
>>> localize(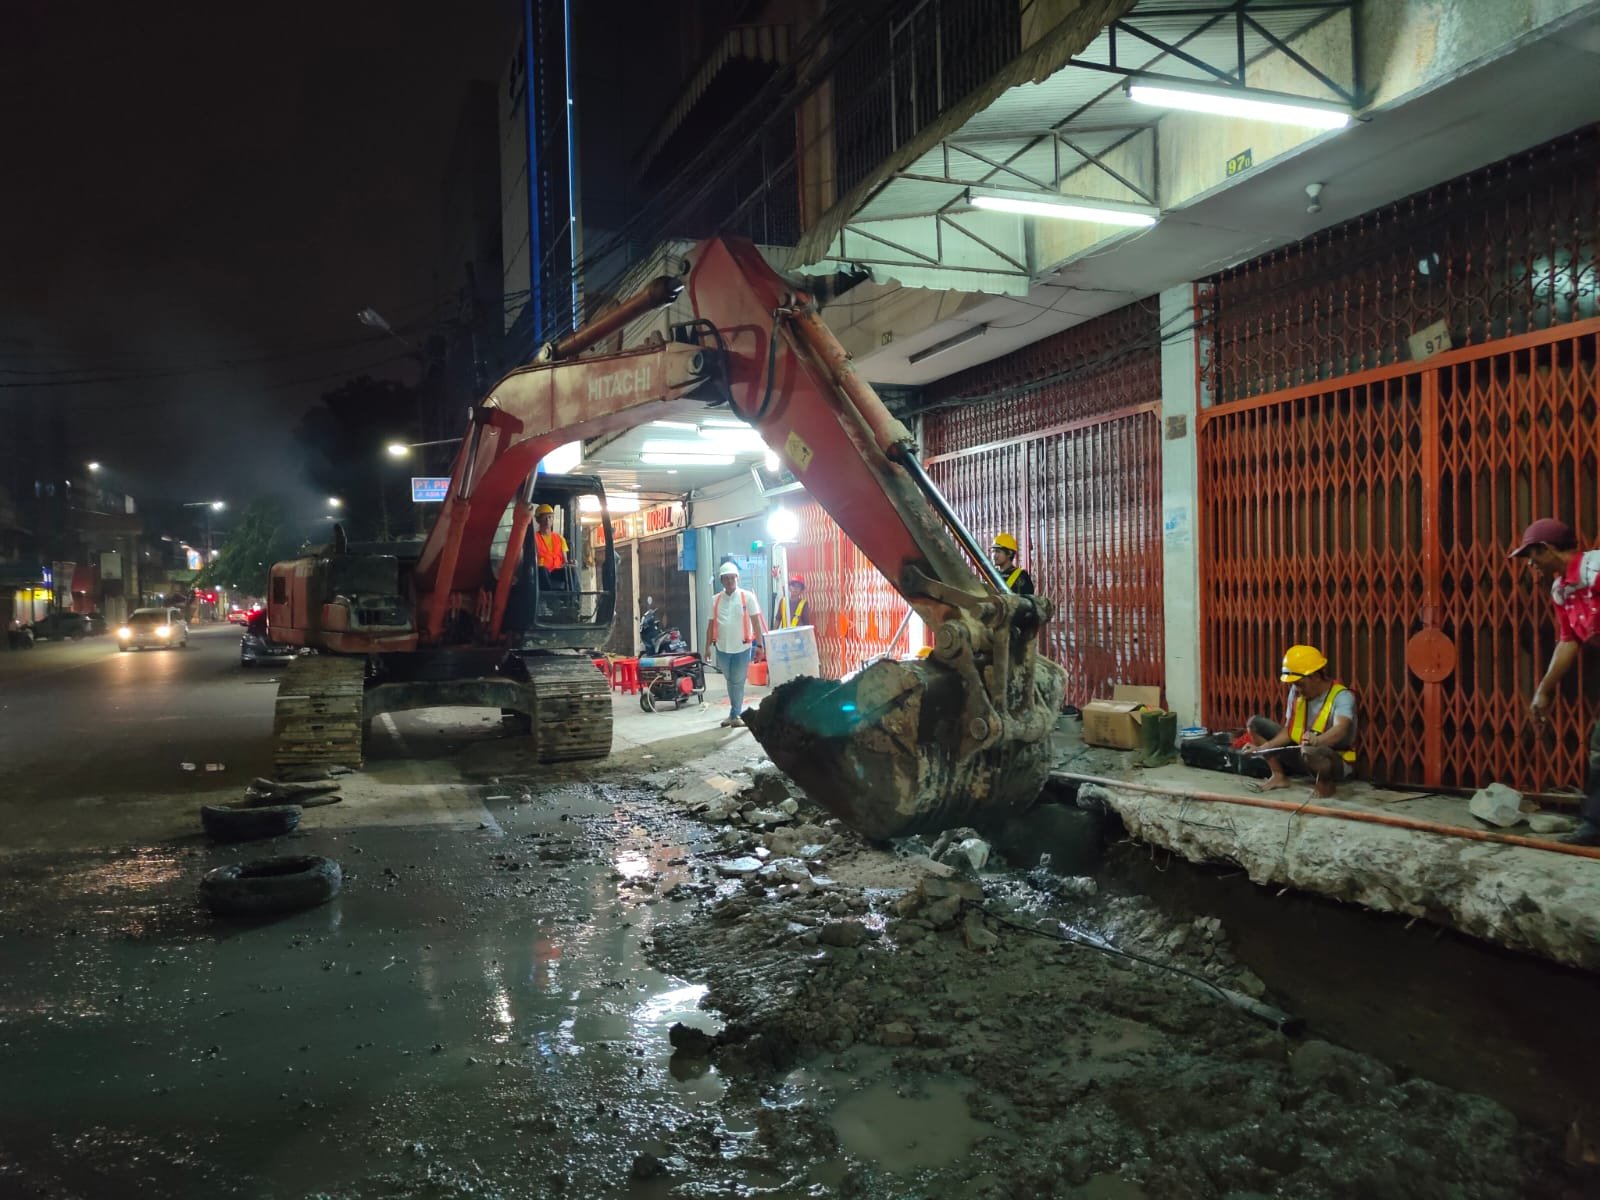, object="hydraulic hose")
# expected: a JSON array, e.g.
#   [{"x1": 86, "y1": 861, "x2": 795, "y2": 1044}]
[{"x1": 1062, "y1": 773, "x2": 1600, "y2": 862}]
